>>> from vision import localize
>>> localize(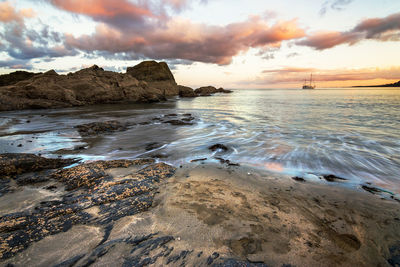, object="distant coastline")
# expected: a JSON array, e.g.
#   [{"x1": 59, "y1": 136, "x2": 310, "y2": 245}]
[{"x1": 353, "y1": 80, "x2": 400, "y2": 87}]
